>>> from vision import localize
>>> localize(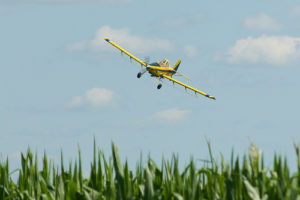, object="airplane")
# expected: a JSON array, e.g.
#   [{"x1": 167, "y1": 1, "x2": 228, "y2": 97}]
[{"x1": 104, "y1": 37, "x2": 216, "y2": 100}]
